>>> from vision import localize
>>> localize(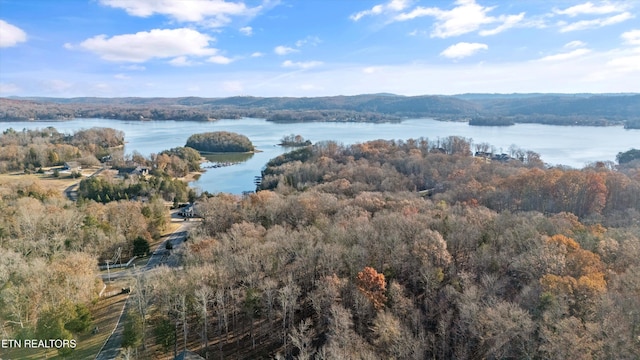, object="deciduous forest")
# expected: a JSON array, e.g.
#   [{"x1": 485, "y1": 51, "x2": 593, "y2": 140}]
[{"x1": 1, "y1": 131, "x2": 639, "y2": 359}]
